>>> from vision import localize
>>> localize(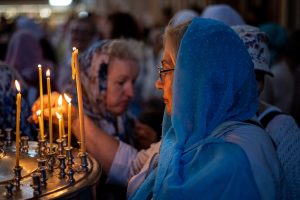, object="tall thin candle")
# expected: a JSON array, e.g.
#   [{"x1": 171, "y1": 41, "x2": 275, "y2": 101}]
[
  {"x1": 15, "y1": 80, "x2": 21, "y2": 167},
  {"x1": 72, "y1": 47, "x2": 85, "y2": 154},
  {"x1": 36, "y1": 110, "x2": 44, "y2": 139},
  {"x1": 57, "y1": 94, "x2": 65, "y2": 137},
  {"x1": 46, "y1": 69, "x2": 53, "y2": 152},
  {"x1": 38, "y1": 64, "x2": 44, "y2": 140},
  {"x1": 64, "y1": 94, "x2": 72, "y2": 148},
  {"x1": 56, "y1": 112, "x2": 62, "y2": 140}
]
